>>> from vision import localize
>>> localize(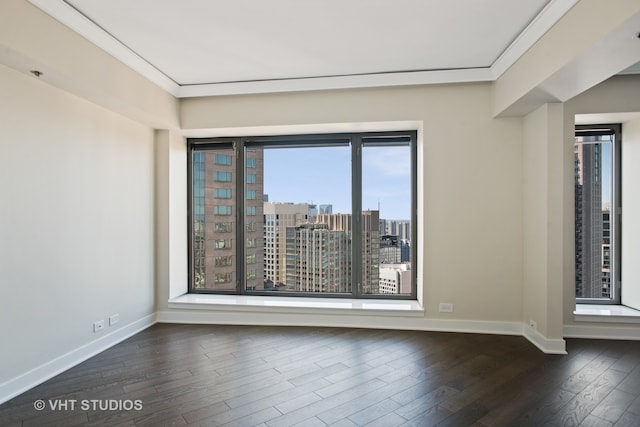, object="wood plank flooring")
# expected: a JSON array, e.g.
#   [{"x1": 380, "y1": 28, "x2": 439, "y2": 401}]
[{"x1": 1, "y1": 324, "x2": 640, "y2": 426}]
